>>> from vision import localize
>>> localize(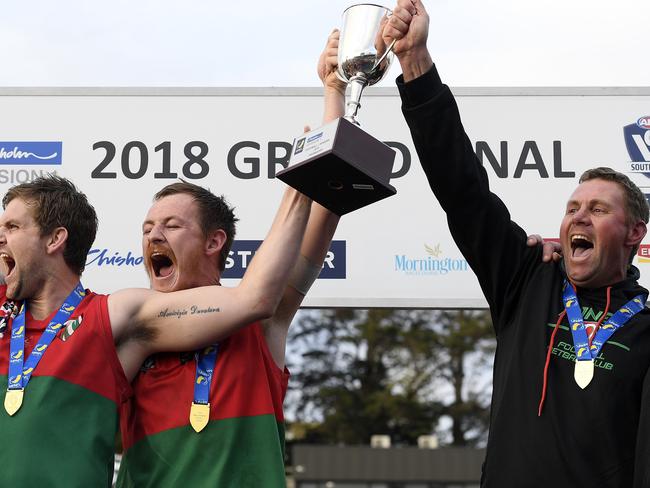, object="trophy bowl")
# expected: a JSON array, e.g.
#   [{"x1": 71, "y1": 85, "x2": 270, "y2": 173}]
[{"x1": 338, "y1": 3, "x2": 395, "y2": 87}]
